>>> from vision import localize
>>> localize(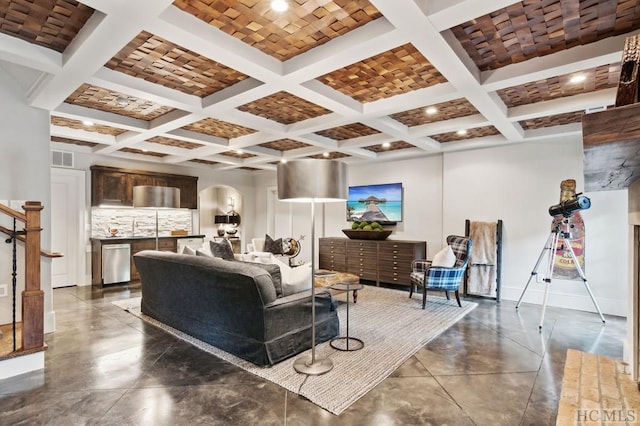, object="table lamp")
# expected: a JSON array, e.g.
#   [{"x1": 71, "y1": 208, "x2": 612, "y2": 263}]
[{"x1": 214, "y1": 214, "x2": 228, "y2": 237}]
